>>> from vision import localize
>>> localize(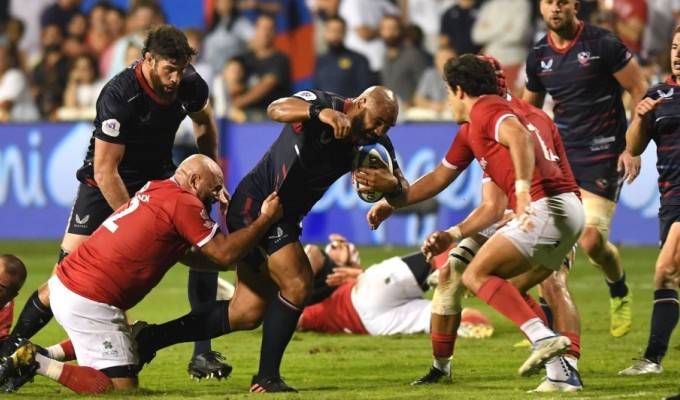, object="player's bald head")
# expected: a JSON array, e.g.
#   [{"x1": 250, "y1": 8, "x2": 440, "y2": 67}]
[
  {"x1": 176, "y1": 154, "x2": 223, "y2": 187},
  {"x1": 361, "y1": 86, "x2": 399, "y2": 124},
  {"x1": 0, "y1": 254, "x2": 27, "y2": 306}
]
